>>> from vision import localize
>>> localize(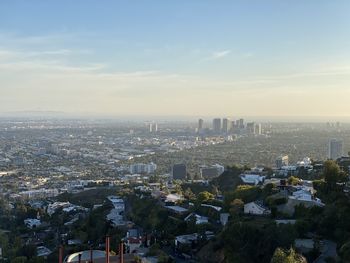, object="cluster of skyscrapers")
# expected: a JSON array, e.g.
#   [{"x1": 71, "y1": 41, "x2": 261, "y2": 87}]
[
  {"x1": 198, "y1": 118, "x2": 262, "y2": 135},
  {"x1": 148, "y1": 123, "x2": 158, "y2": 133}
]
